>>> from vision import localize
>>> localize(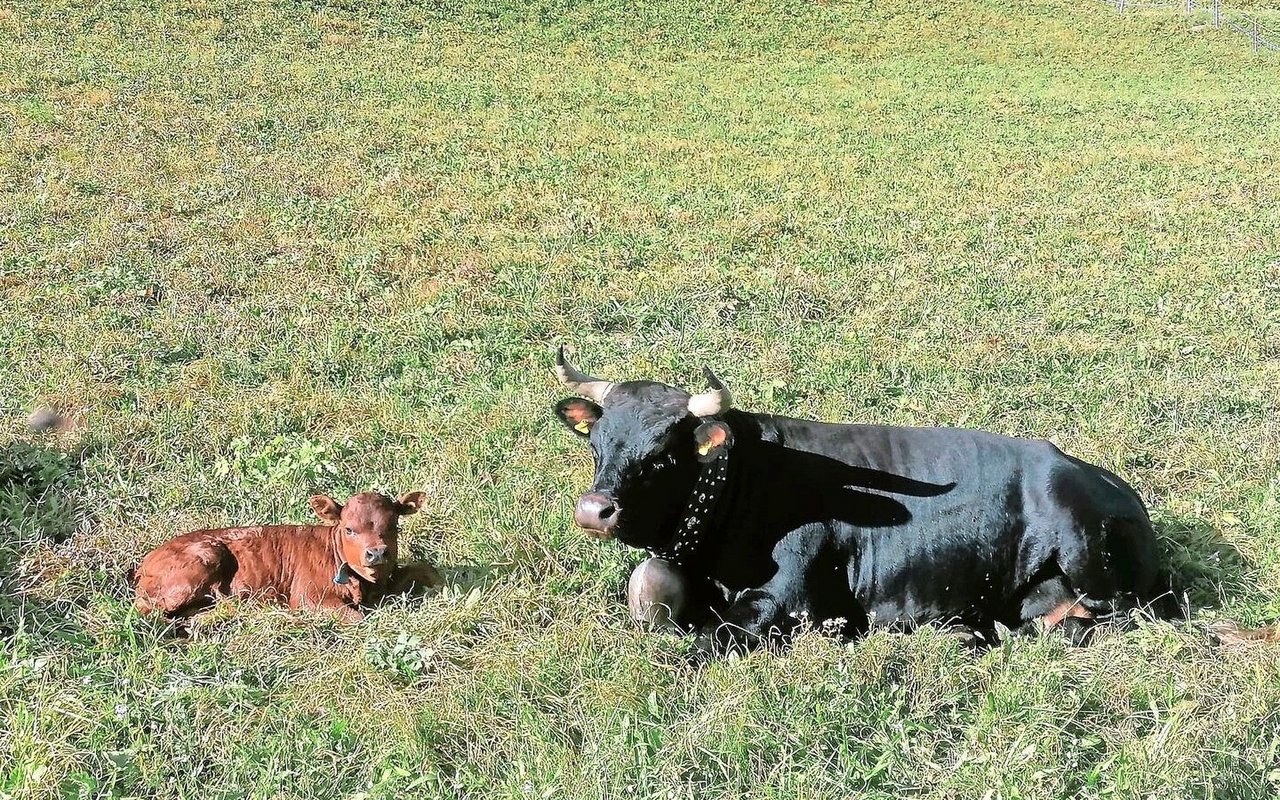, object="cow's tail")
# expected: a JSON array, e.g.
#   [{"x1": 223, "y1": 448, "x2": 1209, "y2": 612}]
[
  {"x1": 1146, "y1": 572, "x2": 1278, "y2": 644},
  {"x1": 1206, "y1": 620, "x2": 1280, "y2": 645}
]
